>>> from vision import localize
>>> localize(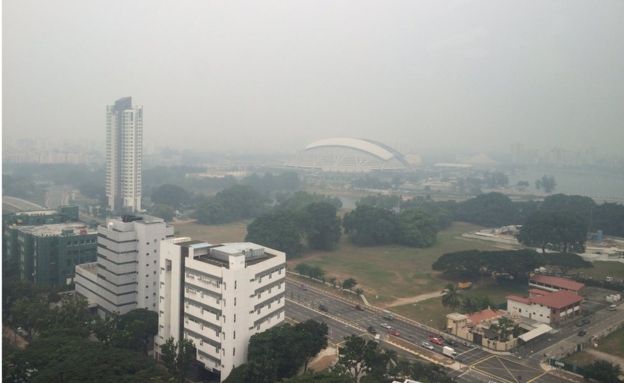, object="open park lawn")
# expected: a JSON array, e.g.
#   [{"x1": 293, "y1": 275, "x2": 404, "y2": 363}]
[
  {"x1": 289, "y1": 222, "x2": 505, "y2": 304},
  {"x1": 575, "y1": 261, "x2": 624, "y2": 281},
  {"x1": 172, "y1": 220, "x2": 249, "y2": 243},
  {"x1": 390, "y1": 297, "x2": 453, "y2": 329},
  {"x1": 598, "y1": 326, "x2": 624, "y2": 358}
]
